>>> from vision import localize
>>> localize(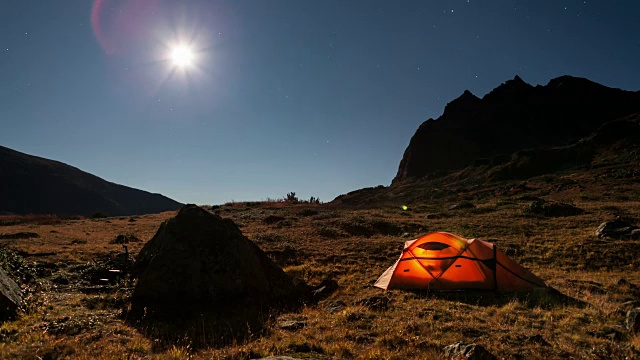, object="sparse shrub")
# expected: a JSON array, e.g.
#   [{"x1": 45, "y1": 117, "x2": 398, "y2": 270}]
[
  {"x1": 285, "y1": 192, "x2": 299, "y2": 203},
  {"x1": 110, "y1": 233, "x2": 142, "y2": 244},
  {"x1": 165, "y1": 345, "x2": 191, "y2": 360},
  {"x1": 126, "y1": 338, "x2": 150, "y2": 355}
]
